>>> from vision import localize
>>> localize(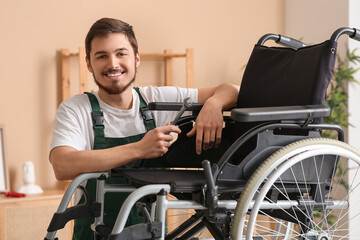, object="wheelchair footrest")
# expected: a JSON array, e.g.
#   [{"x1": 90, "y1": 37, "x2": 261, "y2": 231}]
[
  {"x1": 47, "y1": 202, "x2": 101, "y2": 232},
  {"x1": 108, "y1": 222, "x2": 162, "y2": 240}
]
